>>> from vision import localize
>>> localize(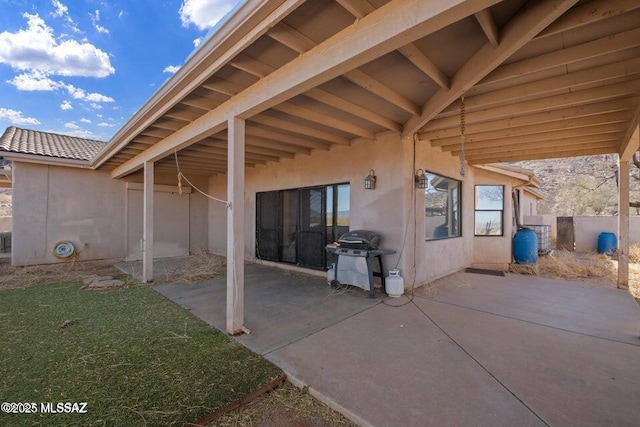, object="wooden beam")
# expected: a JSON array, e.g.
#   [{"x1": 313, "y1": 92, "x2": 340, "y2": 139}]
[
  {"x1": 478, "y1": 27, "x2": 640, "y2": 89},
  {"x1": 164, "y1": 109, "x2": 200, "y2": 122},
  {"x1": 474, "y1": 8, "x2": 499, "y2": 46},
  {"x1": 304, "y1": 88, "x2": 402, "y2": 131},
  {"x1": 421, "y1": 97, "x2": 640, "y2": 138},
  {"x1": 403, "y1": 0, "x2": 581, "y2": 138},
  {"x1": 142, "y1": 161, "x2": 154, "y2": 283},
  {"x1": 398, "y1": 44, "x2": 450, "y2": 89},
  {"x1": 440, "y1": 57, "x2": 640, "y2": 116},
  {"x1": 467, "y1": 145, "x2": 617, "y2": 164},
  {"x1": 619, "y1": 101, "x2": 640, "y2": 160},
  {"x1": 250, "y1": 114, "x2": 351, "y2": 145},
  {"x1": 112, "y1": 0, "x2": 499, "y2": 178},
  {"x1": 245, "y1": 125, "x2": 330, "y2": 150},
  {"x1": 423, "y1": 80, "x2": 640, "y2": 131},
  {"x1": 227, "y1": 117, "x2": 245, "y2": 335},
  {"x1": 431, "y1": 111, "x2": 629, "y2": 147},
  {"x1": 93, "y1": 0, "x2": 306, "y2": 169},
  {"x1": 335, "y1": 0, "x2": 375, "y2": 18},
  {"x1": 535, "y1": 0, "x2": 640, "y2": 40},
  {"x1": 273, "y1": 102, "x2": 375, "y2": 139},
  {"x1": 344, "y1": 69, "x2": 420, "y2": 115},
  {"x1": 453, "y1": 139, "x2": 620, "y2": 157},
  {"x1": 618, "y1": 159, "x2": 630, "y2": 289},
  {"x1": 267, "y1": 22, "x2": 316, "y2": 54}
]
